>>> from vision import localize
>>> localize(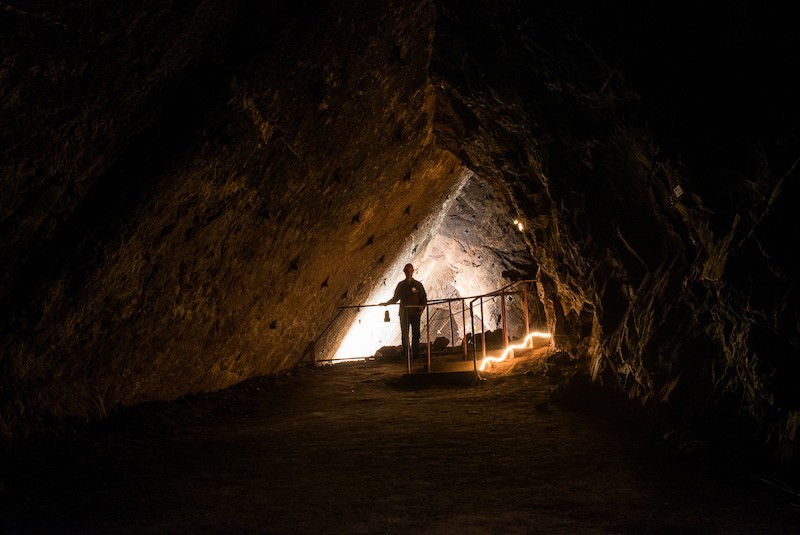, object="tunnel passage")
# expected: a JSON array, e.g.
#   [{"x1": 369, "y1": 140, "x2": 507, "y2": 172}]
[{"x1": 330, "y1": 174, "x2": 542, "y2": 363}]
